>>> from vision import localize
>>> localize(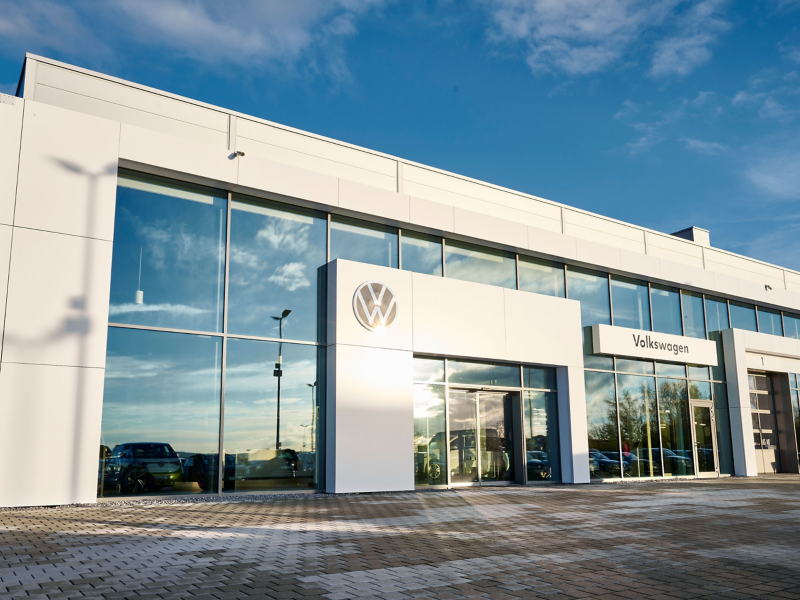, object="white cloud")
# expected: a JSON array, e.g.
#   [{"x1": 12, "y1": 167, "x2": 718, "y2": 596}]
[
  {"x1": 109, "y1": 303, "x2": 211, "y2": 316},
  {"x1": 681, "y1": 137, "x2": 729, "y2": 154},
  {"x1": 746, "y1": 150, "x2": 800, "y2": 199},
  {"x1": 614, "y1": 99, "x2": 642, "y2": 120},
  {"x1": 650, "y1": 0, "x2": 730, "y2": 77},
  {"x1": 483, "y1": 0, "x2": 729, "y2": 78},
  {"x1": 268, "y1": 262, "x2": 310, "y2": 292},
  {"x1": 732, "y1": 69, "x2": 800, "y2": 122}
]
